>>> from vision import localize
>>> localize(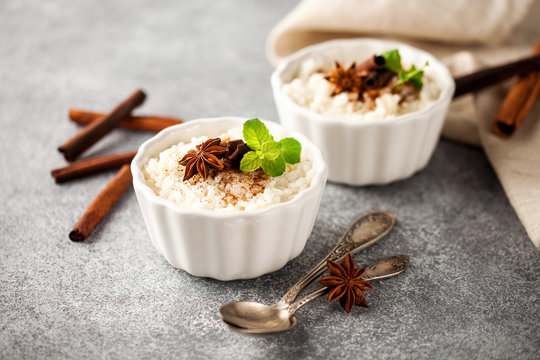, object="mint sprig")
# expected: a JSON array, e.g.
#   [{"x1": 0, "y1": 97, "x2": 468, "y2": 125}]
[
  {"x1": 381, "y1": 49, "x2": 402, "y2": 73},
  {"x1": 239, "y1": 118, "x2": 302, "y2": 177},
  {"x1": 380, "y1": 49, "x2": 428, "y2": 91}
]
